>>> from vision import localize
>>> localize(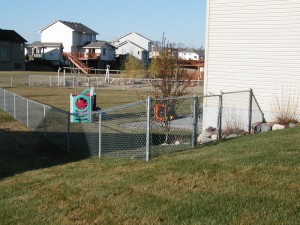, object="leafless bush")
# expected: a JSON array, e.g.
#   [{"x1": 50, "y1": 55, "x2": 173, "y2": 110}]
[
  {"x1": 222, "y1": 108, "x2": 247, "y2": 137},
  {"x1": 272, "y1": 86, "x2": 300, "y2": 125}
]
